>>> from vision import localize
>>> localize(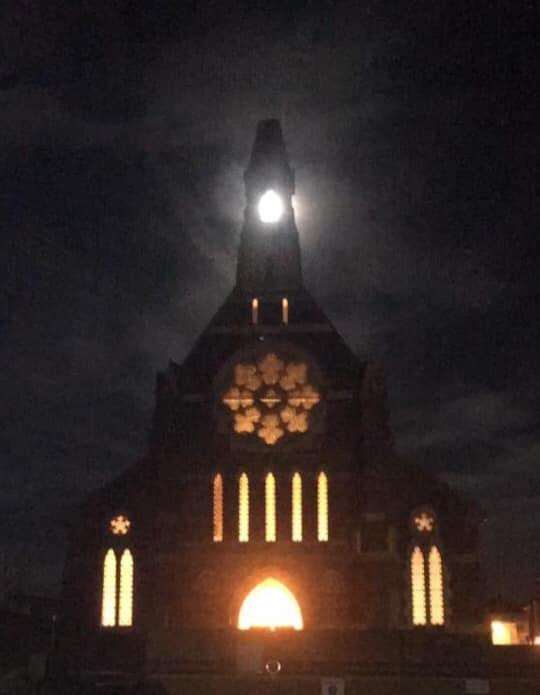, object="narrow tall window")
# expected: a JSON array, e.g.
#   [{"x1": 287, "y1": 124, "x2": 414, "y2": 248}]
[
  {"x1": 213, "y1": 474, "x2": 223, "y2": 542},
  {"x1": 251, "y1": 298, "x2": 259, "y2": 324},
  {"x1": 265, "y1": 473, "x2": 276, "y2": 542},
  {"x1": 317, "y1": 472, "x2": 329, "y2": 541},
  {"x1": 118, "y1": 549, "x2": 134, "y2": 627},
  {"x1": 292, "y1": 473, "x2": 302, "y2": 542},
  {"x1": 101, "y1": 549, "x2": 117, "y2": 627},
  {"x1": 428, "y1": 546, "x2": 445, "y2": 625},
  {"x1": 282, "y1": 297, "x2": 289, "y2": 324},
  {"x1": 239, "y1": 473, "x2": 249, "y2": 542},
  {"x1": 411, "y1": 546, "x2": 427, "y2": 625}
]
